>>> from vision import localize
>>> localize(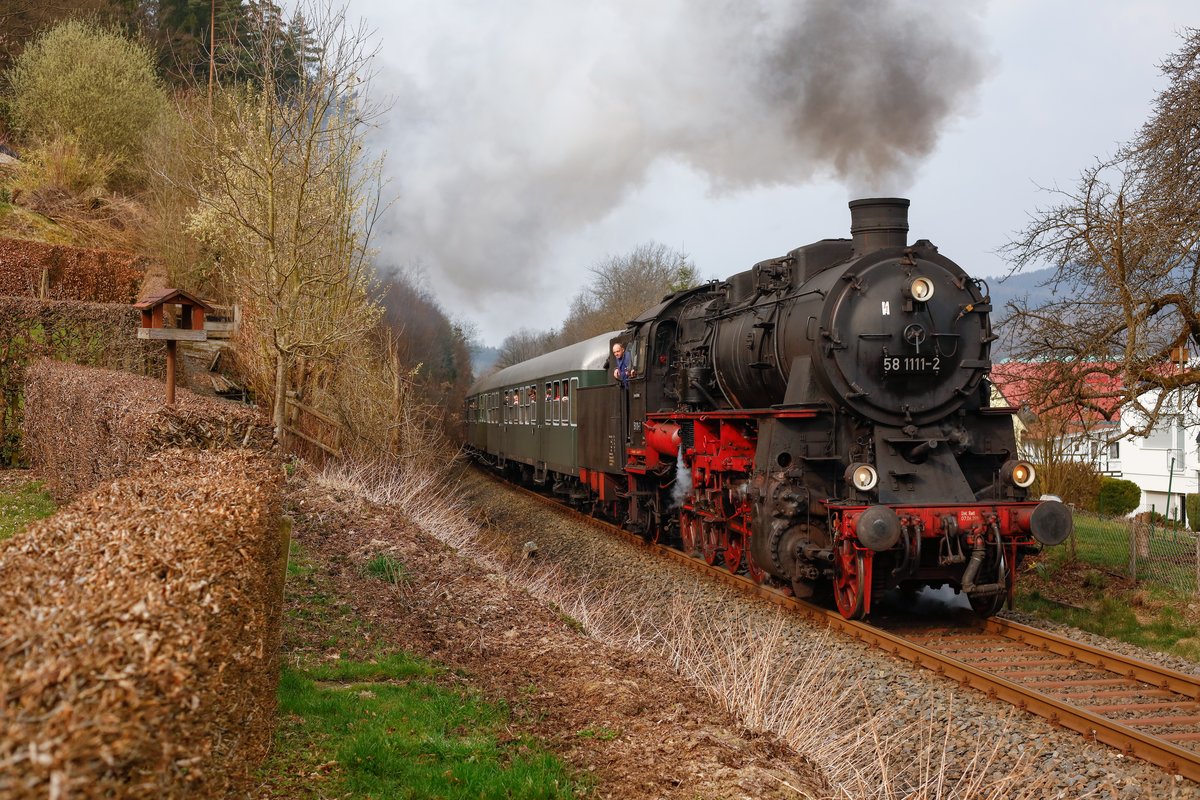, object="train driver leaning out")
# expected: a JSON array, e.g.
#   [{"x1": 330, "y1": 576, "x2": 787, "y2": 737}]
[{"x1": 612, "y1": 341, "x2": 634, "y2": 388}]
